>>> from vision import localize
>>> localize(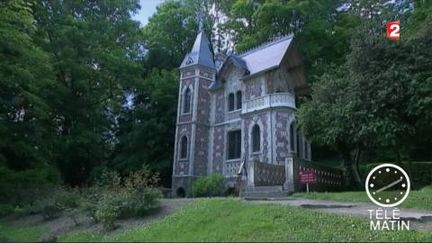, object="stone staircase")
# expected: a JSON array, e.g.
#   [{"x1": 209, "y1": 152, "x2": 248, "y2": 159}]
[{"x1": 241, "y1": 185, "x2": 288, "y2": 200}]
